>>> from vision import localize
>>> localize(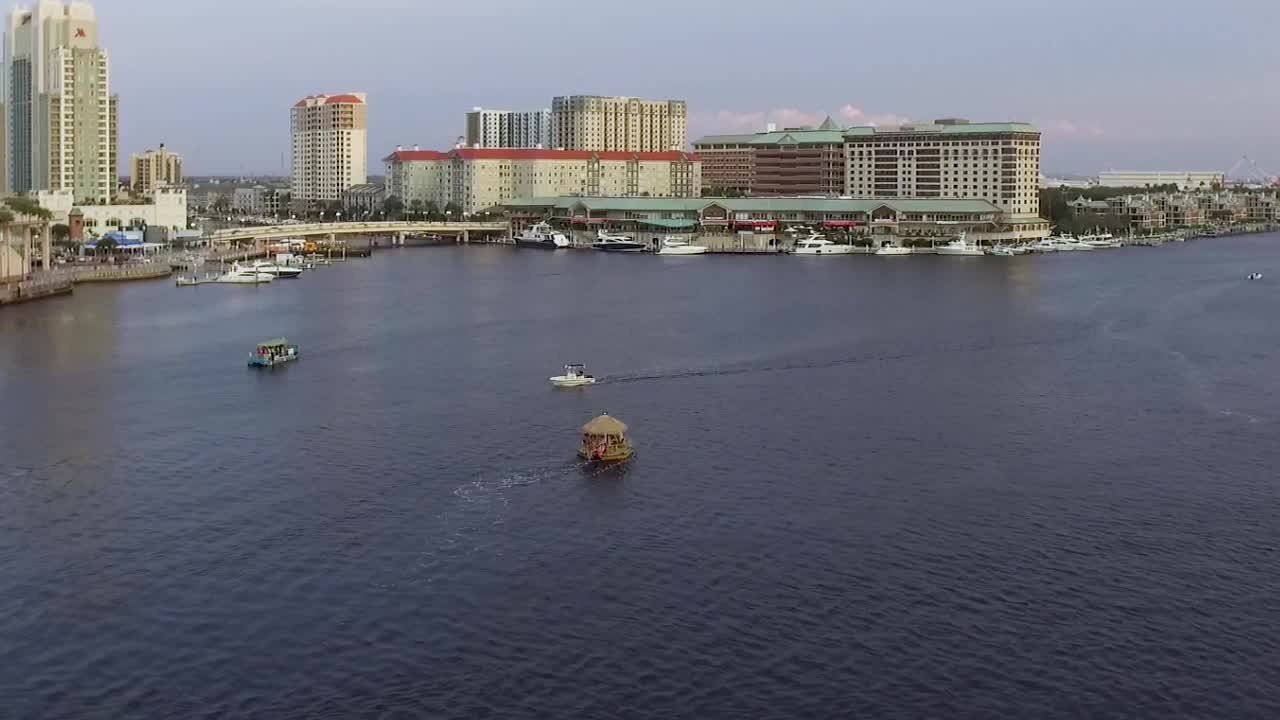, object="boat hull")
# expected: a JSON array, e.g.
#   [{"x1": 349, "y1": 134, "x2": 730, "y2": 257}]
[
  {"x1": 794, "y1": 247, "x2": 856, "y2": 255},
  {"x1": 515, "y1": 238, "x2": 567, "y2": 250},
  {"x1": 657, "y1": 247, "x2": 708, "y2": 255},
  {"x1": 934, "y1": 249, "x2": 984, "y2": 256},
  {"x1": 550, "y1": 376, "x2": 596, "y2": 388},
  {"x1": 578, "y1": 445, "x2": 634, "y2": 462},
  {"x1": 875, "y1": 247, "x2": 912, "y2": 256},
  {"x1": 593, "y1": 242, "x2": 647, "y2": 252}
]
